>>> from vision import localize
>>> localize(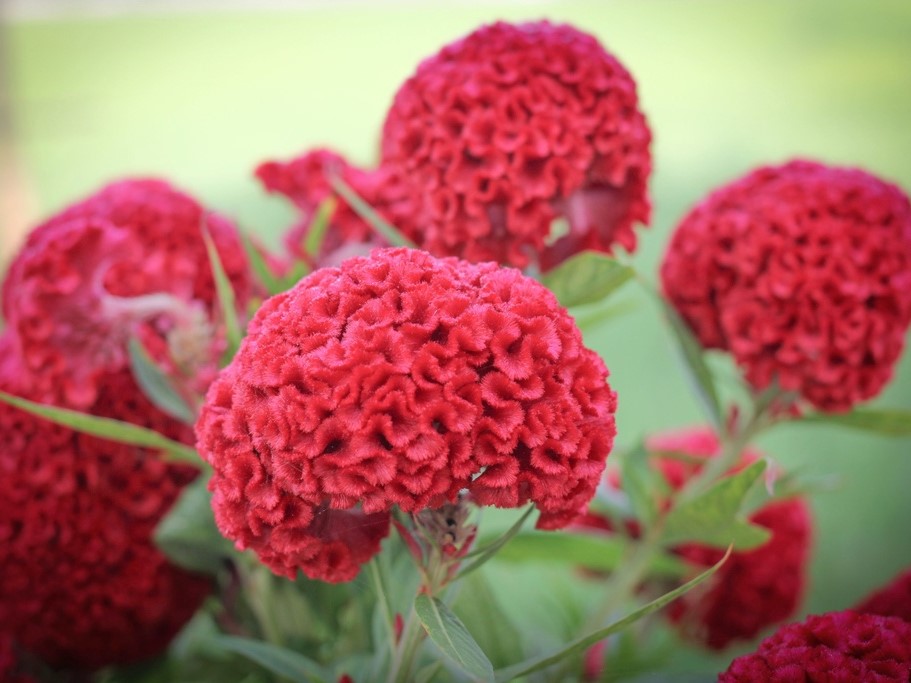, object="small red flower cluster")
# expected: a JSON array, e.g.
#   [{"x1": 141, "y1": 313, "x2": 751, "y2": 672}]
[
  {"x1": 2, "y1": 178, "x2": 254, "y2": 408},
  {"x1": 855, "y1": 568, "x2": 911, "y2": 624},
  {"x1": 196, "y1": 248, "x2": 617, "y2": 582},
  {"x1": 0, "y1": 340, "x2": 210, "y2": 671},
  {"x1": 661, "y1": 160, "x2": 911, "y2": 412},
  {"x1": 719, "y1": 611, "x2": 911, "y2": 682},
  {"x1": 381, "y1": 21, "x2": 651, "y2": 270},
  {"x1": 582, "y1": 428, "x2": 811, "y2": 649}
]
